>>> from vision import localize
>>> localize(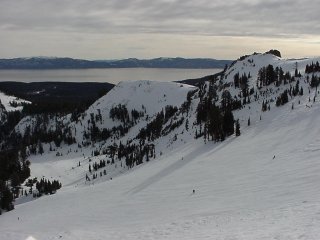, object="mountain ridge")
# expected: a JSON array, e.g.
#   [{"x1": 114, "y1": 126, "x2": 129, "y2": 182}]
[{"x1": 0, "y1": 57, "x2": 231, "y2": 69}]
